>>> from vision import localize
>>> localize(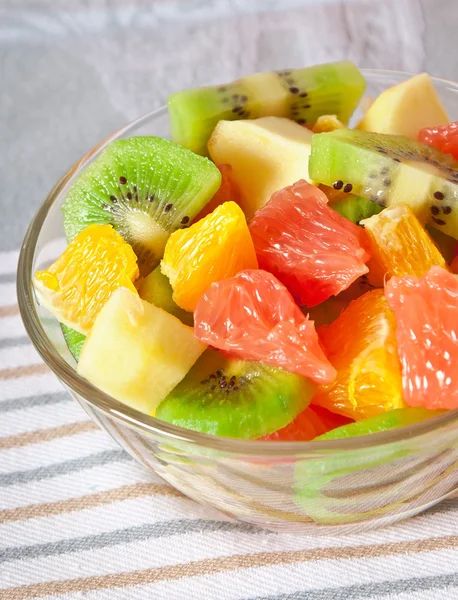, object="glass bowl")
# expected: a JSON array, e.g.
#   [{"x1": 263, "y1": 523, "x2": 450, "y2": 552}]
[{"x1": 17, "y1": 70, "x2": 458, "y2": 534}]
